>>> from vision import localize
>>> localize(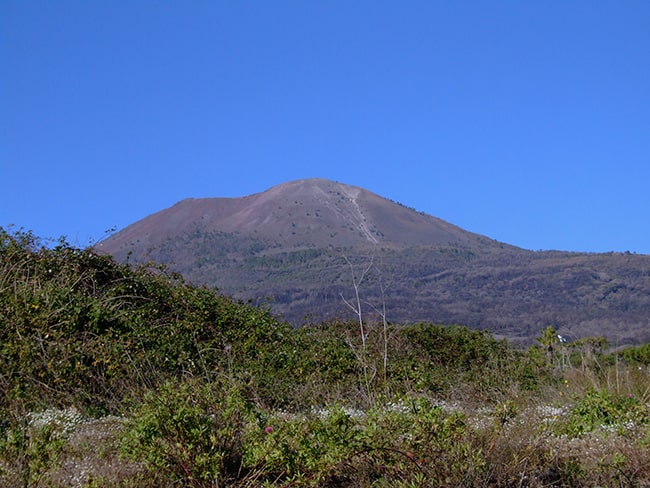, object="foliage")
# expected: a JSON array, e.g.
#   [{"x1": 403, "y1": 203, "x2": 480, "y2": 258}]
[
  {"x1": 0, "y1": 227, "x2": 293, "y2": 415},
  {"x1": 394, "y1": 323, "x2": 550, "y2": 399},
  {"x1": 243, "y1": 406, "x2": 362, "y2": 485},
  {"x1": 560, "y1": 388, "x2": 649, "y2": 437},
  {"x1": 120, "y1": 378, "x2": 250, "y2": 486},
  {"x1": 620, "y1": 343, "x2": 650, "y2": 366},
  {"x1": 3, "y1": 228, "x2": 650, "y2": 486},
  {"x1": 241, "y1": 398, "x2": 485, "y2": 487}
]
